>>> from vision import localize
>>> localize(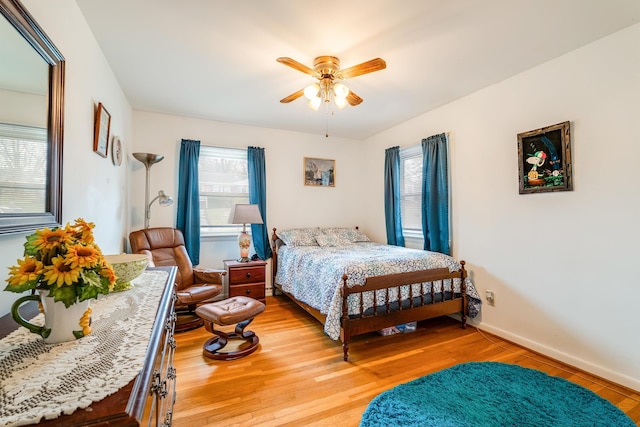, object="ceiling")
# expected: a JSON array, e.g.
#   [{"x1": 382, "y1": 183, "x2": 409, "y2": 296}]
[{"x1": 75, "y1": 0, "x2": 640, "y2": 140}]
